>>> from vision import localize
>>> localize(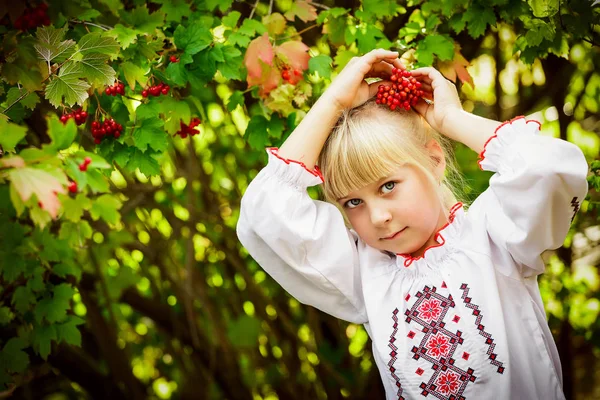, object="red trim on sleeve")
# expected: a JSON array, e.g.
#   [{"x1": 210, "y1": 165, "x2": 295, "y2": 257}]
[
  {"x1": 476, "y1": 116, "x2": 541, "y2": 170},
  {"x1": 266, "y1": 147, "x2": 324, "y2": 182},
  {"x1": 397, "y1": 202, "x2": 463, "y2": 267}
]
